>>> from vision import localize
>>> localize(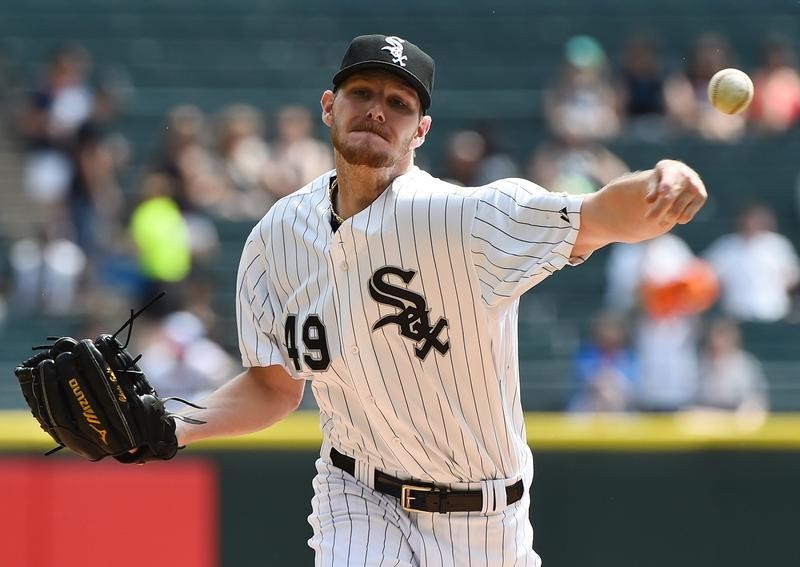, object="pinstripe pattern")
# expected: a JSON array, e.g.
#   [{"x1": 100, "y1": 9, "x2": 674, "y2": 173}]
[
  {"x1": 237, "y1": 167, "x2": 582, "y2": 565},
  {"x1": 308, "y1": 460, "x2": 538, "y2": 567}
]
